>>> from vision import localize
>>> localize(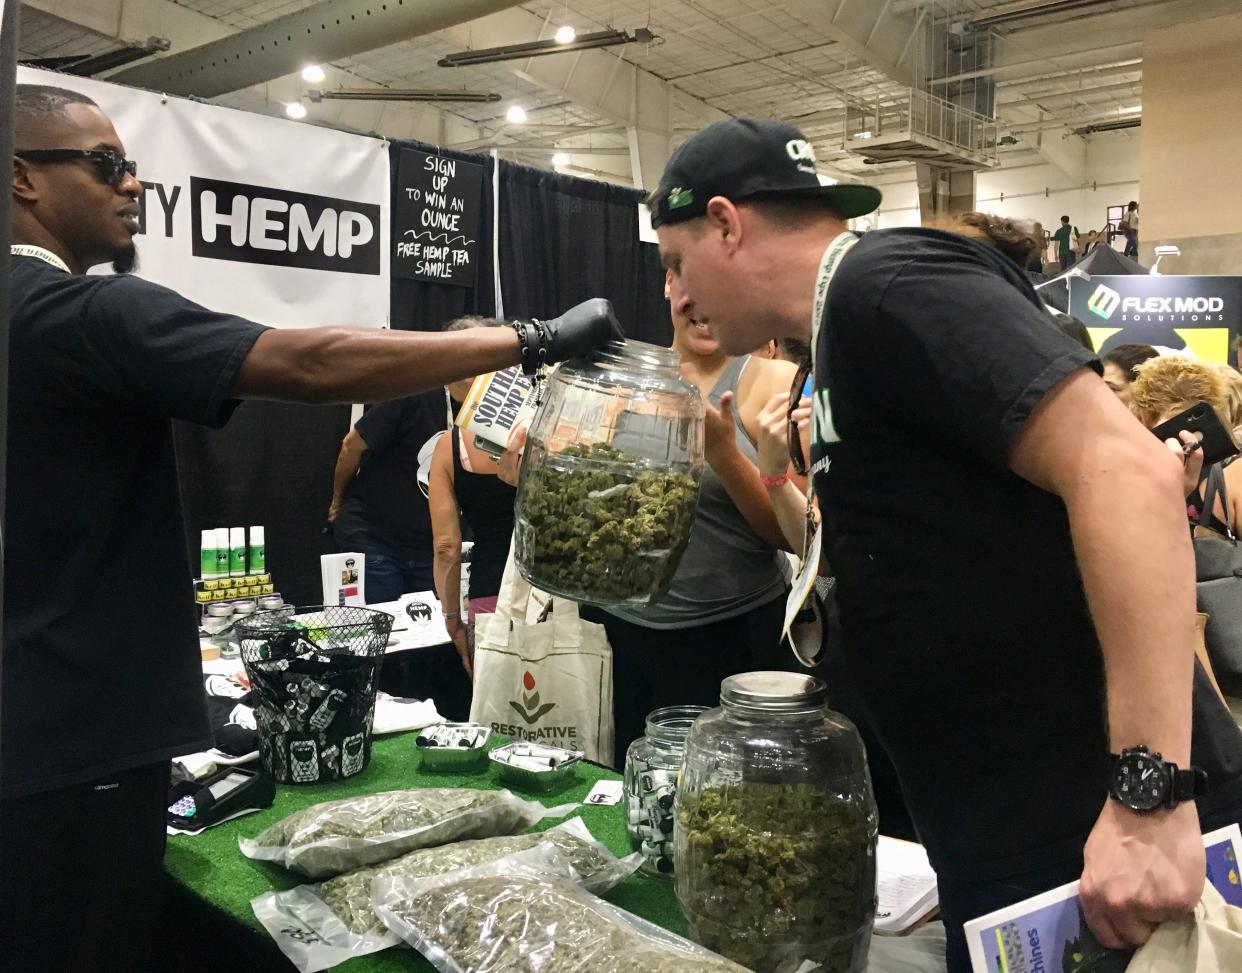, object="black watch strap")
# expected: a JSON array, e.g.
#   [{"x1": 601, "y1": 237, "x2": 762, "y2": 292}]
[{"x1": 1171, "y1": 765, "x2": 1209, "y2": 804}]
